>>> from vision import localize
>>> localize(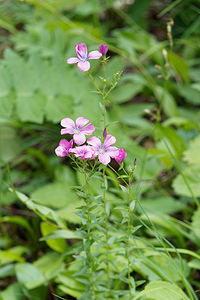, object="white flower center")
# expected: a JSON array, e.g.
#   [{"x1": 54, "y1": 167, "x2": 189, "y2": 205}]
[
  {"x1": 80, "y1": 56, "x2": 87, "y2": 61},
  {"x1": 99, "y1": 148, "x2": 105, "y2": 154},
  {"x1": 74, "y1": 128, "x2": 80, "y2": 134}
]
